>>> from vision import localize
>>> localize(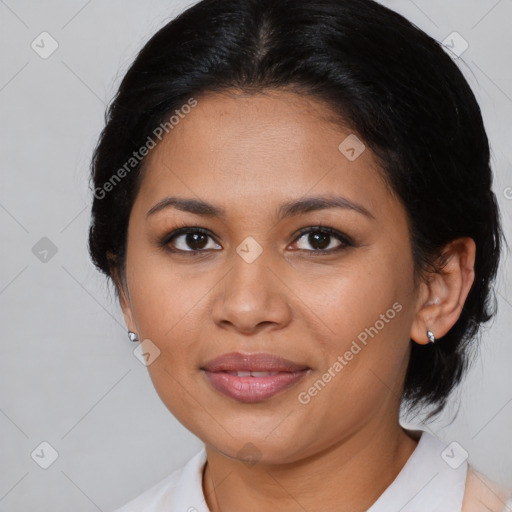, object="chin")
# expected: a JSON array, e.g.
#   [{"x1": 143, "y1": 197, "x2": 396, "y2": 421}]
[{"x1": 203, "y1": 430, "x2": 310, "y2": 466}]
